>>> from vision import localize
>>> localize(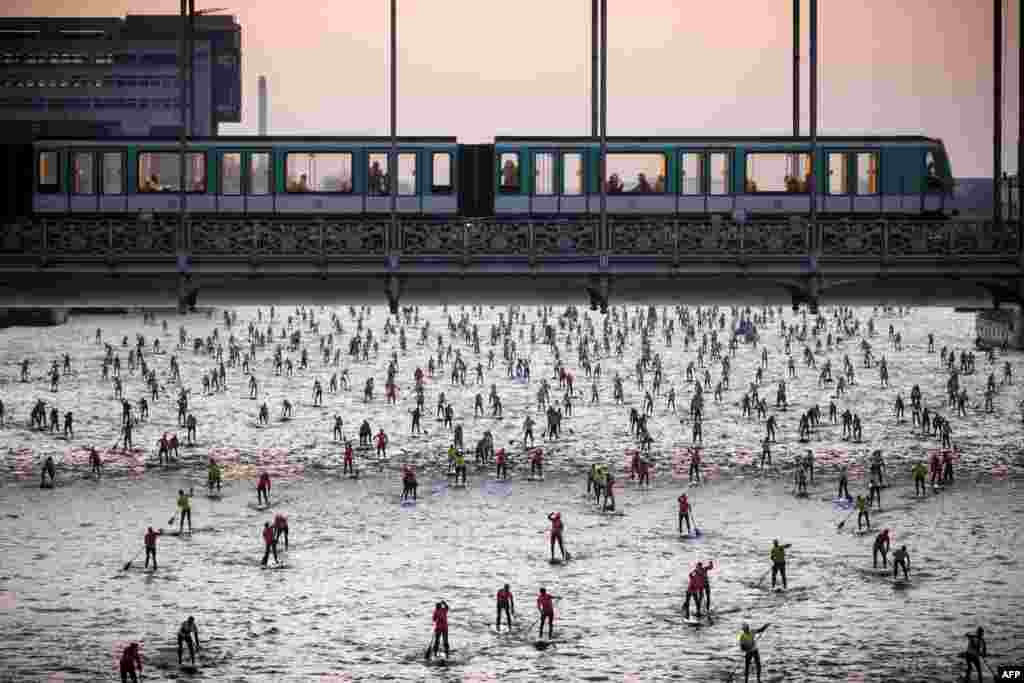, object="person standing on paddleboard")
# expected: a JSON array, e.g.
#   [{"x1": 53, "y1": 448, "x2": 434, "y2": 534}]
[
  {"x1": 273, "y1": 513, "x2": 289, "y2": 550},
  {"x1": 343, "y1": 440, "x2": 355, "y2": 476},
  {"x1": 962, "y1": 627, "x2": 987, "y2": 682},
  {"x1": 177, "y1": 489, "x2": 192, "y2": 535},
  {"x1": 770, "y1": 540, "x2": 791, "y2": 590},
  {"x1": 548, "y1": 512, "x2": 567, "y2": 561},
  {"x1": 892, "y1": 545, "x2": 910, "y2": 580},
  {"x1": 837, "y1": 463, "x2": 851, "y2": 500},
  {"x1": 678, "y1": 493, "x2": 692, "y2": 535},
  {"x1": 873, "y1": 529, "x2": 891, "y2": 568},
  {"x1": 177, "y1": 616, "x2": 200, "y2": 666},
  {"x1": 89, "y1": 446, "x2": 102, "y2": 477},
  {"x1": 738, "y1": 623, "x2": 769, "y2": 683},
  {"x1": 855, "y1": 494, "x2": 870, "y2": 531},
  {"x1": 699, "y1": 560, "x2": 714, "y2": 611},
  {"x1": 119, "y1": 642, "x2": 143, "y2": 683},
  {"x1": 431, "y1": 600, "x2": 450, "y2": 658},
  {"x1": 40, "y1": 455, "x2": 56, "y2": 488},
  {"x1": 261, "y1": 522, "x2": 278, "y2": 566},
  {"x1": 536, "y1": 588, "x2": 555, "y2": 639},
  {"x1": 207, "y1": 457, "x2": 222, "y2": 493},
  {"x1": 684, "y1": 565, "x2": 705, "y2": 619},
  {"x1": 496, "y1": 584, "x2": 515, "y2": 632},
  {"x1": 144, "y1": 526, "x2": 161, "y2": 571},
  {"x1": 257, "y1": 471, "x2": 271, "y2": 506},
  {"x1": 912, "y1": 461, "x2": 928, "y2": 497}
]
